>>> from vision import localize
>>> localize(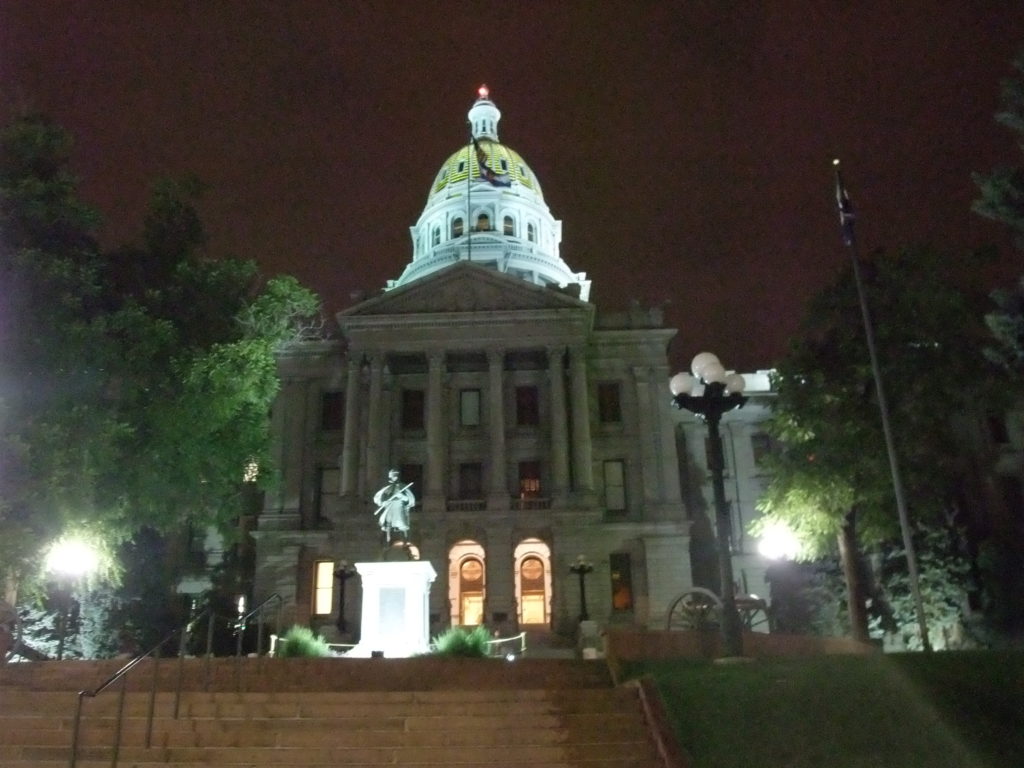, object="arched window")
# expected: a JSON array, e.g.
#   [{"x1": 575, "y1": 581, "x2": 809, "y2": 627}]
[
  {"x1": 459, "y1": 557, "x2": 485, "y2": 625},
  {"x1": 476, "y1": 213, "x2": 491, "y2": 231},
  {"x1": 451, "y1": 218, "x2": 464, "y2": 238},
  {"x1": 503, "y1": 216, "x2": 514, "y2": 236},
  {"x1": 432, "y1": 227, "x2": 440, "y2": 246},
  {"x1": 527, "y1": 223, "x2": 536, "y2": 242}
]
